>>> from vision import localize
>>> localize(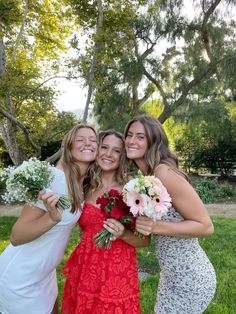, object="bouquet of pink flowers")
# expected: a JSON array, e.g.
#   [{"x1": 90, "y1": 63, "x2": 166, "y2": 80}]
[
  {"x1": 122, "y1": 171, "x2": 172, "y2": 221},
  {"x1": 94, "y1": 189, "x2": 134, "y2": 249}
]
